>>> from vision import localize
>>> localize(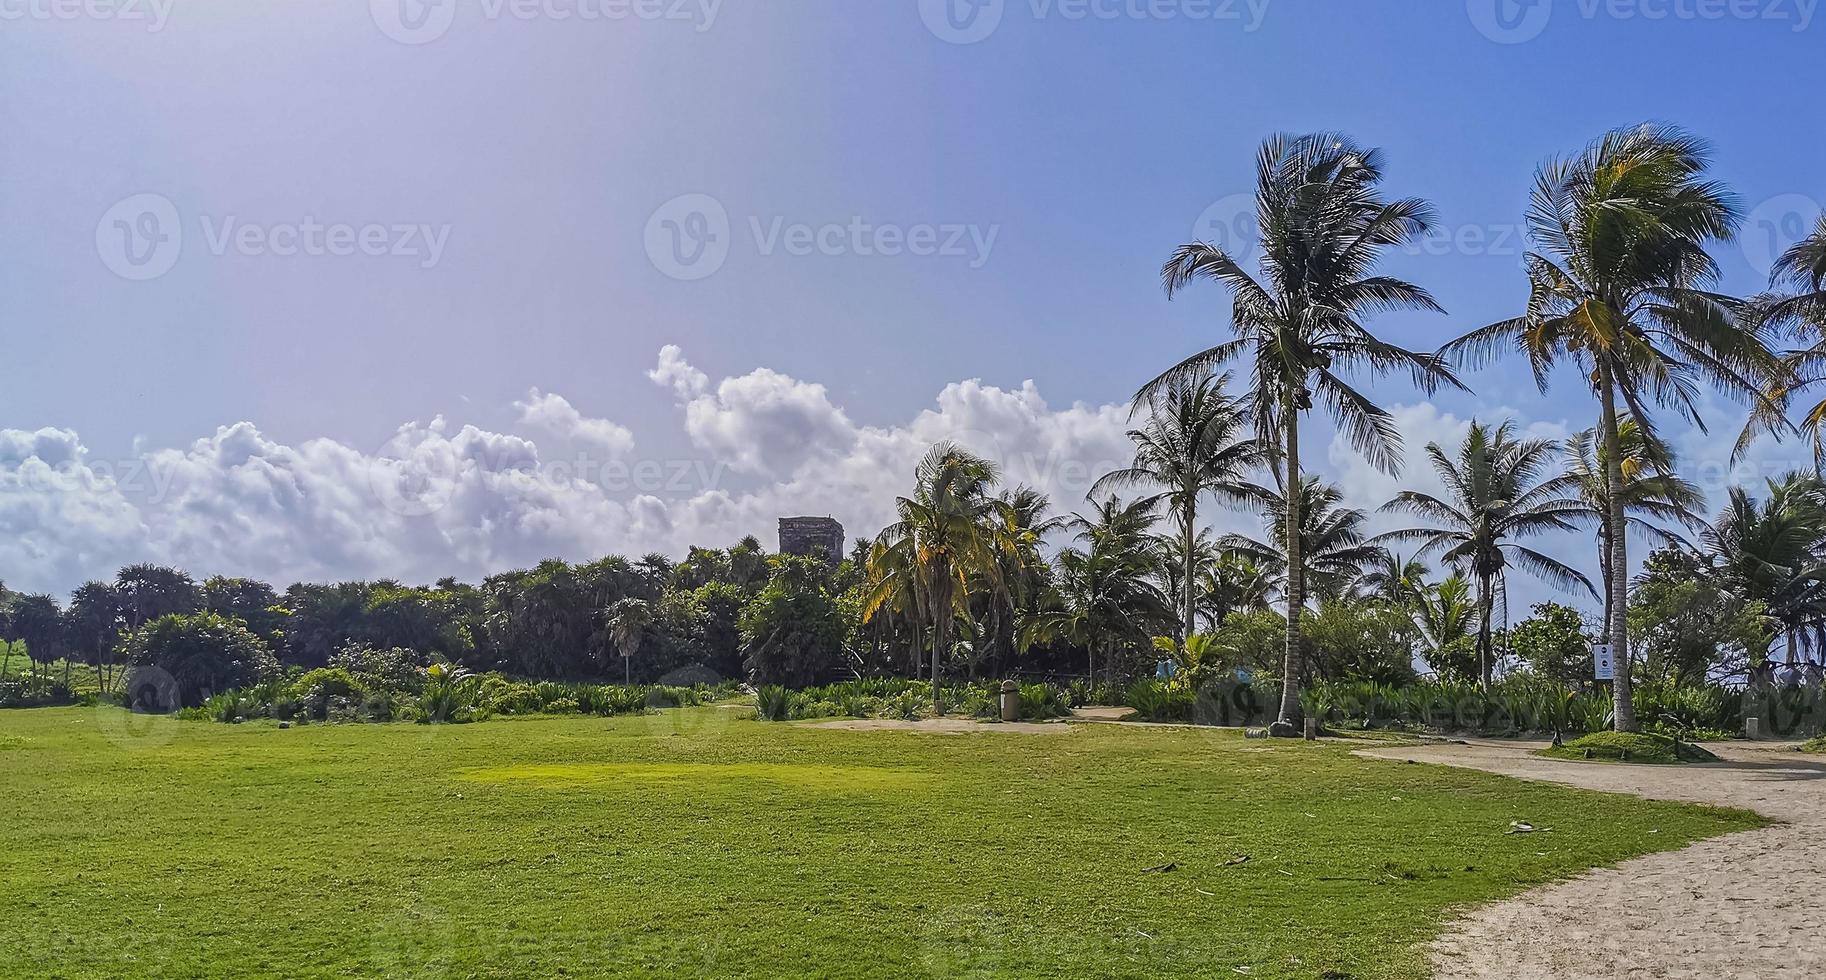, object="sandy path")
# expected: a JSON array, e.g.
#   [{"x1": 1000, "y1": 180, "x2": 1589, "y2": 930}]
[{"x1": 1358, "y1": 740, "x2": 1826, "y2": 980}]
